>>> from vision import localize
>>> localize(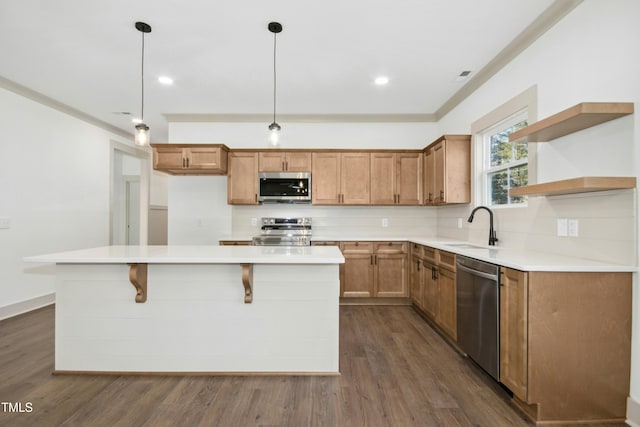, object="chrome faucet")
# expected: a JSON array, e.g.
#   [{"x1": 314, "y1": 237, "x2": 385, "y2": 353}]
[{"x1": 467, "y1": 206, "x2": 498, "y2": 246}]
